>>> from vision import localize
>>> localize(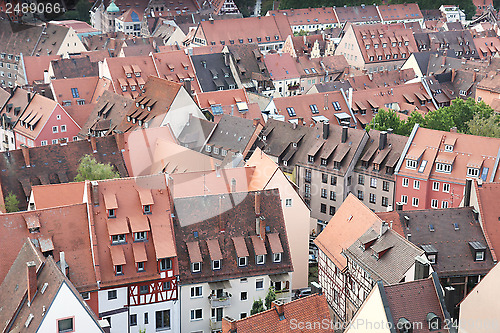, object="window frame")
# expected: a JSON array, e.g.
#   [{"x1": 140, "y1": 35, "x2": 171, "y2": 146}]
[
  {"x1": 238, "y1": 256, "x2": 248, "y2": 267},
  {"x1": 57, "y1": 317, "x2": 74, "y2": 333},
  {"x1": 256, "y1": 254, "x2": 265, "y2": 265}
]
